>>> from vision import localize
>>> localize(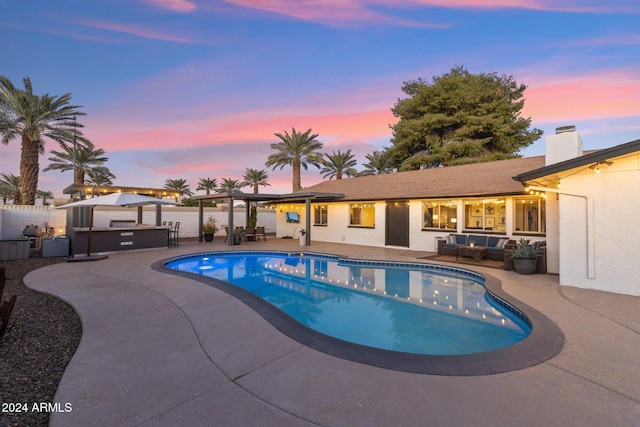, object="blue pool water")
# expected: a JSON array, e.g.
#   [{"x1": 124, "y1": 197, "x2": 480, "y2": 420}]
[{"x1": 165, "y1": 252, "x2": 530, "y2": 355}]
